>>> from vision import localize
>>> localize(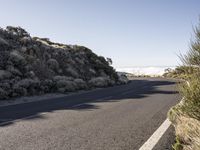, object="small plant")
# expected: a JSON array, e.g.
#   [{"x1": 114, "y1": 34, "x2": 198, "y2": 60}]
[{"x1": 172, "y1": 137, "x2": 183, "y2": 150}]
